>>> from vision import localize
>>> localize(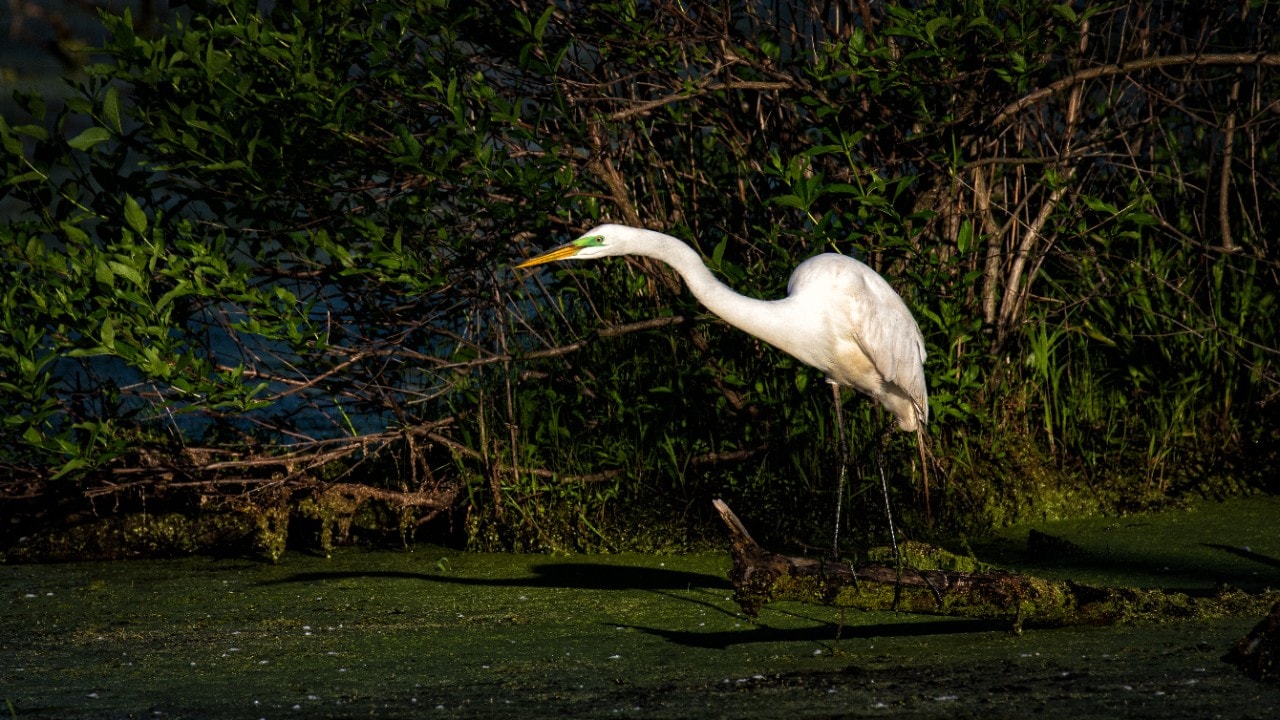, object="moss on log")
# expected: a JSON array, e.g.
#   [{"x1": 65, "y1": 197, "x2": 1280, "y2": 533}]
[{"x1": 713, "y1": 499, "x2": 1276, "y2": 631}]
